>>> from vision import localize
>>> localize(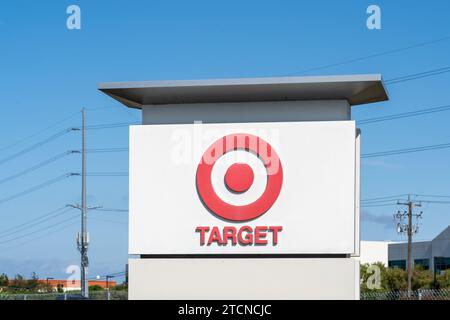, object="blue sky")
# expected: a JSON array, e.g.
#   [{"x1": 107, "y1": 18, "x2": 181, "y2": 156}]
[{"x1": 1, "y1": 0, "x2": 450, "y2": 280}]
